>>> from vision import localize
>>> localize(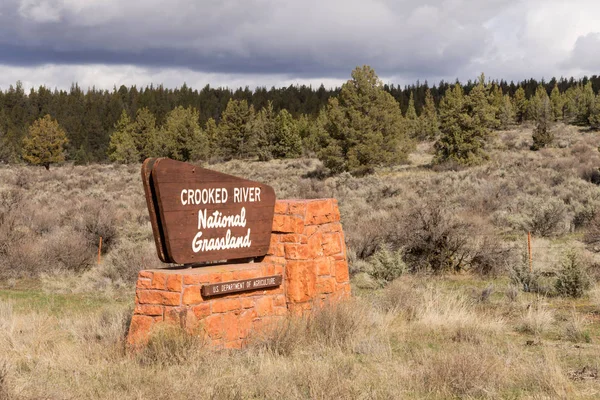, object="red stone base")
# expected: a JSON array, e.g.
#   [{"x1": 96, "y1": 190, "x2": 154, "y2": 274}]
[{"x1": 127, "y1": 198, "x2": 350, "y2": 349}]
